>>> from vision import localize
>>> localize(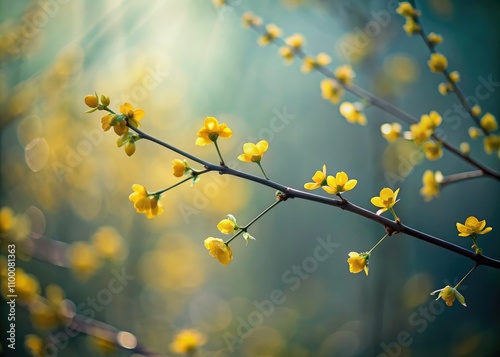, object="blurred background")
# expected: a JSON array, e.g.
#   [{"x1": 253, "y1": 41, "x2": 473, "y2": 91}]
[{"x1": 1, "y1": 0, "x2": 499, "y2": 356}]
